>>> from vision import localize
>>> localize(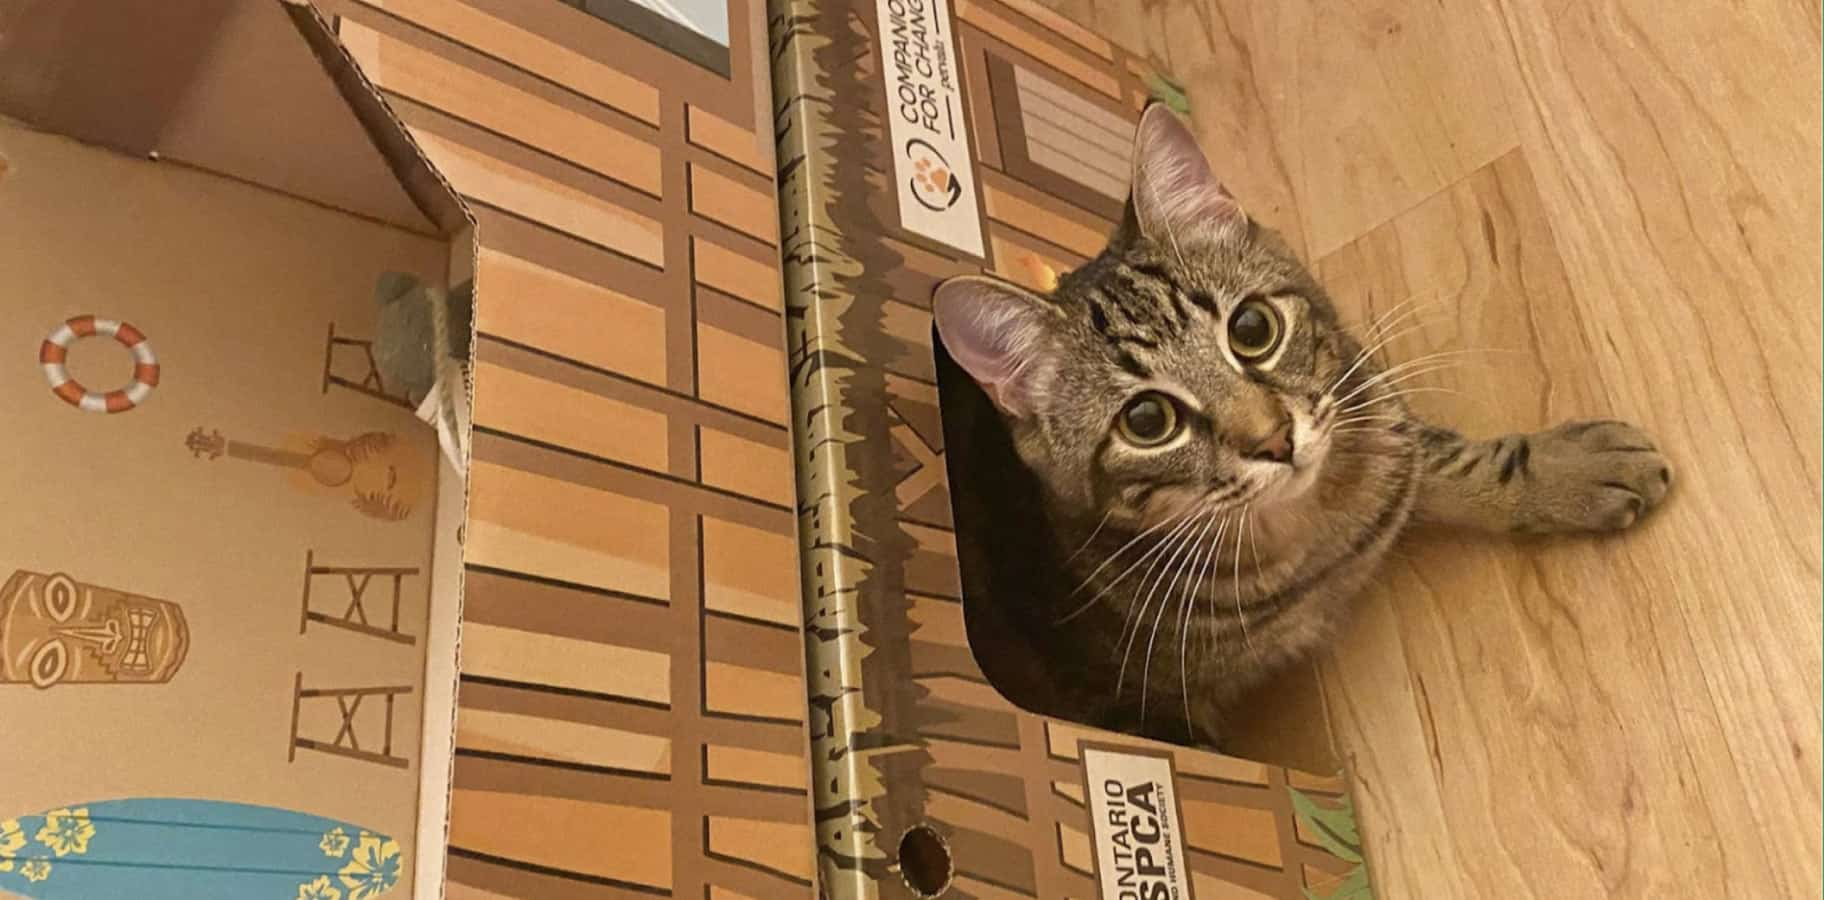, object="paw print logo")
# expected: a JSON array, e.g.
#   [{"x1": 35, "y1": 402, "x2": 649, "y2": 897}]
[
  {"x1": 906, "y1": 139, "x2": 964, "y2": 212},
  {"x1": 913, "y1": 157, "x2": 952, "y2": 196}
]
